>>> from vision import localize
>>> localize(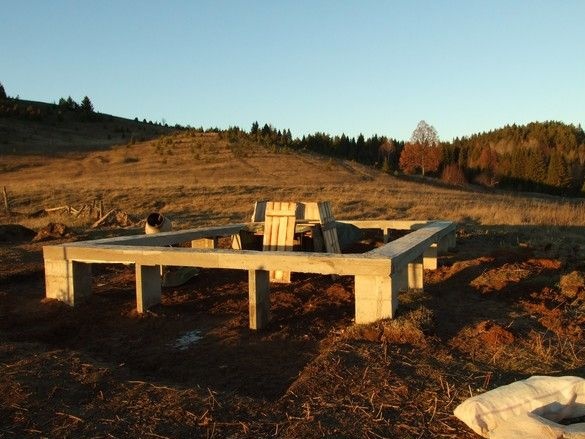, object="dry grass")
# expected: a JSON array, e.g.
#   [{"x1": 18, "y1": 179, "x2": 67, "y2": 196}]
[{"x1": 2, "y1": 131, "x2": 585, "y2": 232}]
